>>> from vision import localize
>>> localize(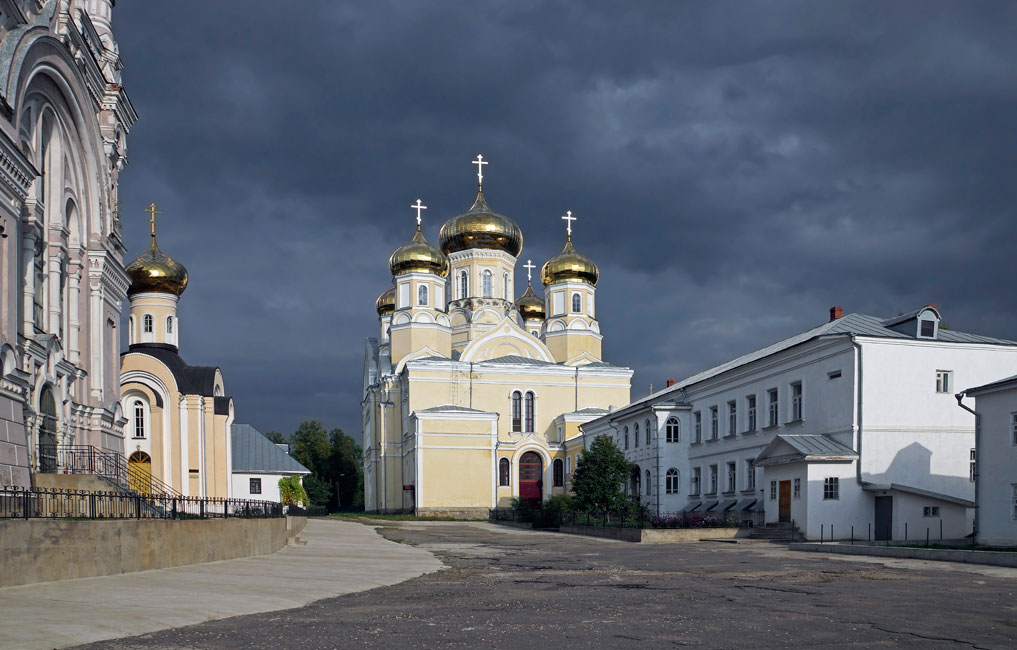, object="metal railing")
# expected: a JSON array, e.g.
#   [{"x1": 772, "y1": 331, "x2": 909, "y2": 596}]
[
  {"x1": 39, "y1": 445, "x2": 181, "y2": 497},
  {"x1": 0, "y1": 486, "x2": 283, "y2": 520}
]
